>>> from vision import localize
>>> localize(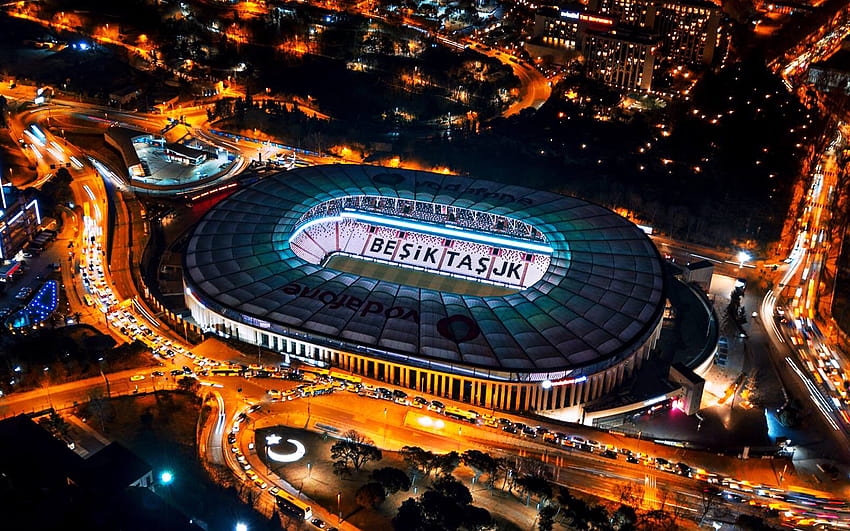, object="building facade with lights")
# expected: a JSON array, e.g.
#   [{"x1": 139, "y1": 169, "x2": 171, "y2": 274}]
[
  {"x1": 582, "y1": 28, "x2": 660, "y2": 92},
  {"x1": 656, "y1": 0, "x2": 722, "y2": 66},
  {"x1": 591, "y1": 0, "x2": 658, "y2": 28},
  {"x1": 0, "y1": 187, "x2": 42, "y2": 261},
  {"x1": 533, "y1": 6, "x2": 617, "y2": 51},
  {"x1": 183, "y1": 166, "x2": 666, "y2": 418}
]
